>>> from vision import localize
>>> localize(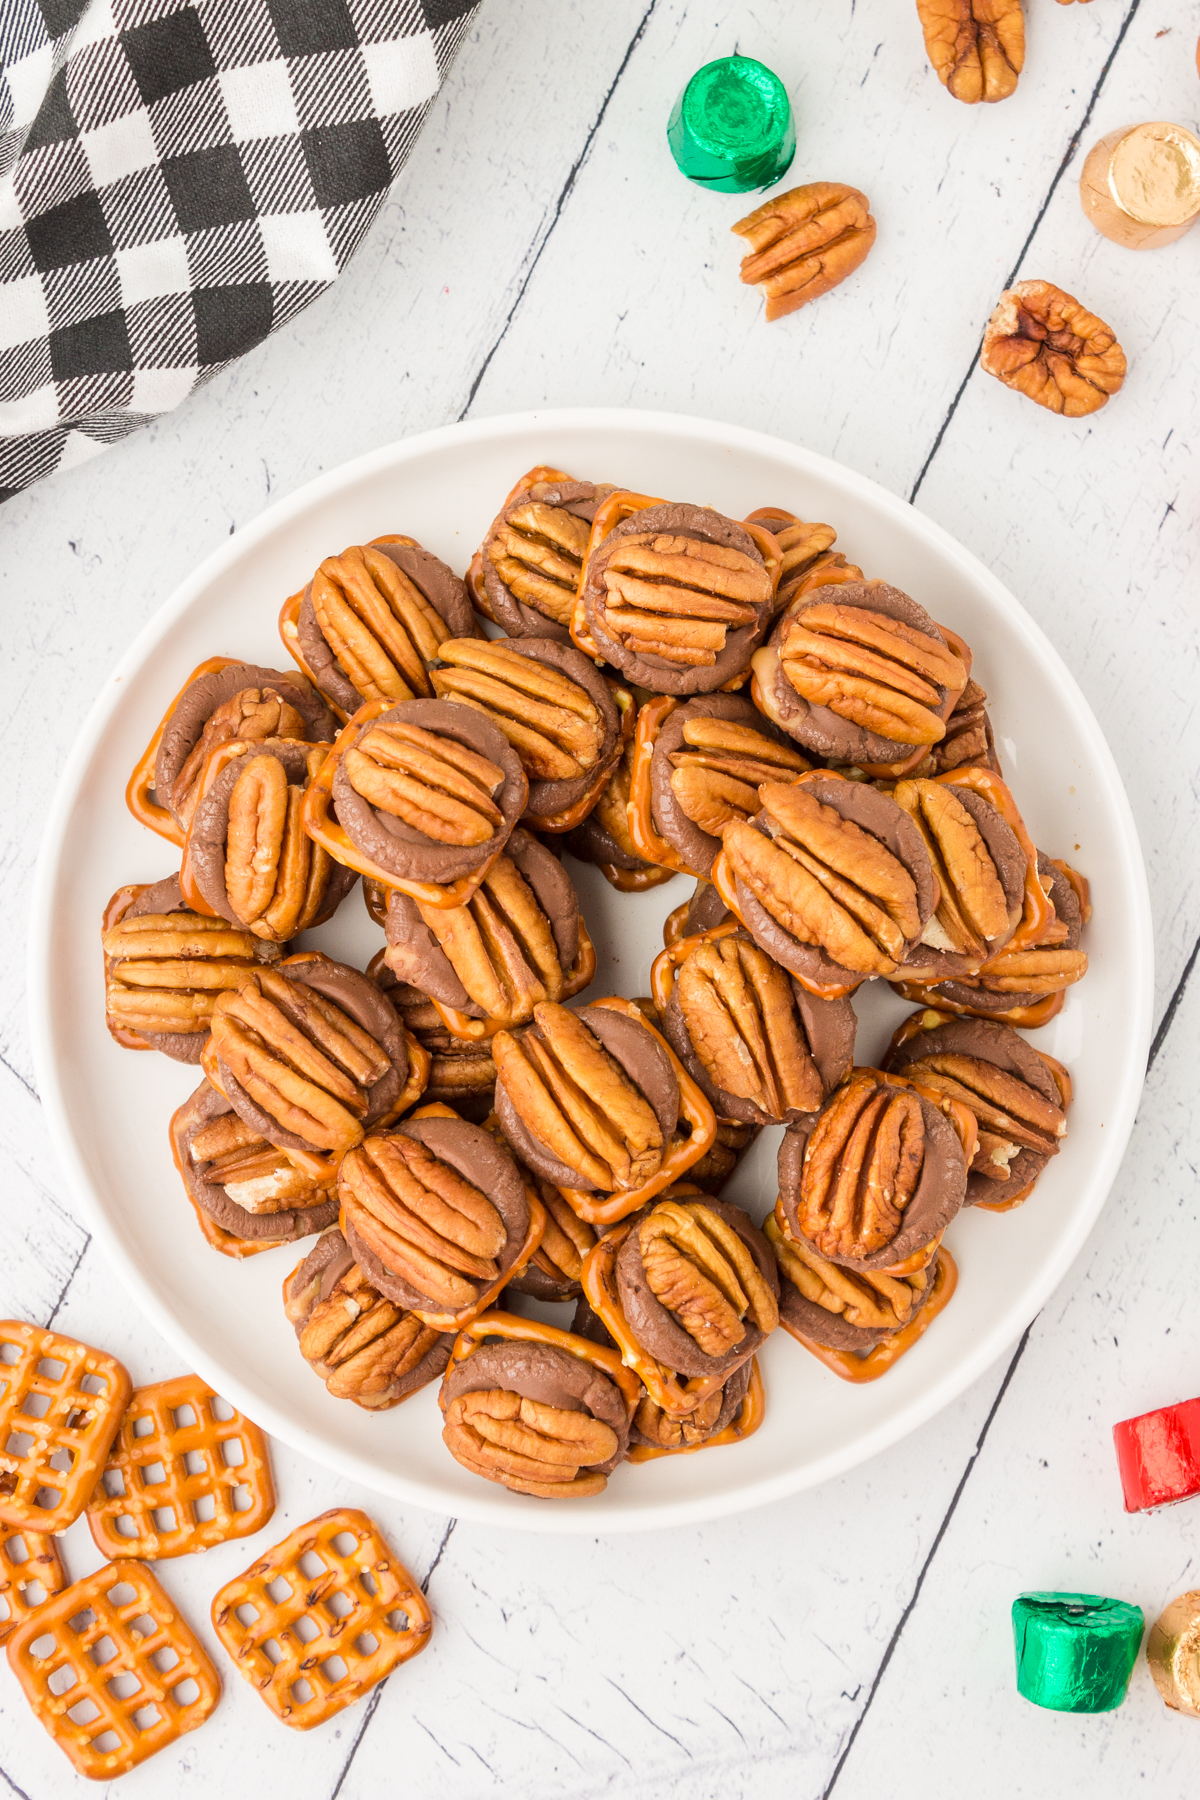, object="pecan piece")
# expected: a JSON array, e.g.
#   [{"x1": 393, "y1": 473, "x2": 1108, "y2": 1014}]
[
  {"x1": 340, "y1": 1133, "x2": 507, "y2": 1313},
  {"x1": 733, "y1": 182, "x2": 877, "y2": 321},
  {"x1": 725, "y1": 782, "x2": 921, "y2": 977},
  {"x1": 634, "y1": 1385, "x2": 726, "y2": 1449},
  {"x1": 210, "y1": 969, "x2": 390, "y2": 1154},
  {"x1": 443, "y1": 1388, "x2": 618, "y2": 1495},
  {"x1": 598, "y1": 534, "x2": 771, "y2": 670},
  {"x1": 430, "y1": 639, "x2": 606, "y2": 782},
  {"x1": 532, "y1": 1187, "x2": 597, "y2": 1285},
  {"x1": 191, "y1": 1112, "x2": 337, "y2": 1213},
  {"x1": 310, "y1": 544, "x2": 451, "y2": 703},
  {"x1": 800, "y1": 1080, "x2": 926, "y2": 1259},
  {"x1": 638, "y1": 1199, "x2": 778, "y2": 1356},
  {"x1": 917, "y1": 0, "x2": 1025, "y2": 104},
  {"x1": 906, "y1": 678, "x2": 999, "y2": 777},
  {"x1": 171, "y1": 687, "x2": 307, "y2": 830},
  {"x1": 893, "y1": 778, "x2": 1017, "y2": 959},
  {"x1": 488, "y1": 501, "x2": 592, "y2": 628},
  {"x1": 968, "y1": 944, "x2": 1088, "y2": 996},
  {"x1": 104, "y1": 910, "x2": 261, "y2": 1039},
  {"x1": 981, "y1": 280, "x2": 1126, "y2": 416},
  {"x1": 676, "y1": 937, "x2": 824, "y2": 1119},
  {"x1": 493, "y1": 1002, "x2": 664, "y2": 1192},
  {"x1": 779, "y1": 603, "x2": 965, "y2": 747},
  {"x1": 668, "y1": 716, "x2": 811, "y2": 837},
  {"x1": 415, "y1": 853, "x2": 567, "y2": 1025},
  {"x1": 344, "y1": 721, "x2": 506, "y2": 846}
]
